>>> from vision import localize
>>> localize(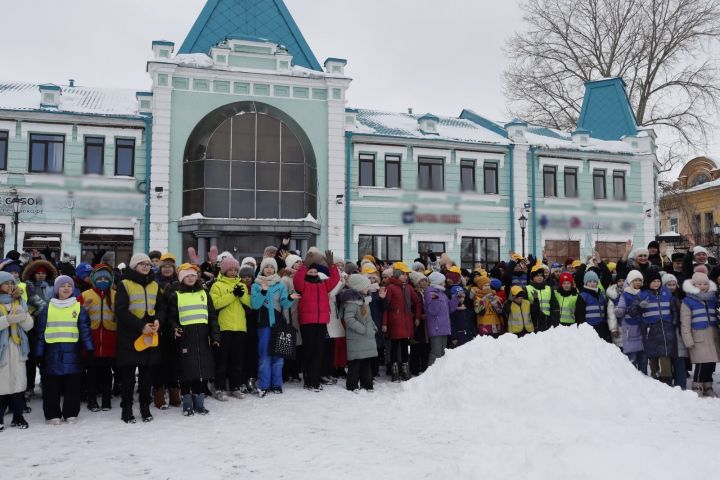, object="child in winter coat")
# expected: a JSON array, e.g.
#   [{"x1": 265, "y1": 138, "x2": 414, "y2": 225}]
[
  {"x1": 554, "y1": 272, "x2": 578, "y2": 327},
  {"x1": 450, "y1": 286, "x2": 476, "y2": 347},
  {"x1": 167, "y1": 264, "x2": 220, "y2": 416},
  {"x1": 662, "y1": 274, "x2": 688, "y2": 389},
  {"x1": 36, "y1": 275, "x2": 94, "y2": 425},
  {"x1": 526, "y1": 264, "x2": 558, "y2": 332},
  {"x1": 614, "y1": 270, "x2": 647, "y2": 373},
  {"x1": 339, "y1": 274, "x2": 377, "y2": 392},
  {"x1": 362, "y1": 265, "x2": 387, "y2": 377},
  {"x1": 575, "y1": 271, "x2": 611, "y2": 342},
  {"x1": 424, "y1": 272, "x2": 453, "y2": 366},
  {"x1": 474, "y1": 276, "x2": 504, "y2": 337},
  {"x1": 382, "y1": 263, "x2": 421, "y2": 382},
  {"x1": 680, "y1": 272, "x2": 720, "y2": 397},
  {"x1": 605, "y1": 272, "x2": 625, "y2": 349},
  {"x1": 503, "y1": 286, "x2": 534, "y2": 337},
  {"x1": 630, "y1": 270, "x2": 677, "y2": 385},
  {"x1": 80, "y1": 265, "x2": 117, "y2": 412},
  {"x1": 252, "y1": 258, "x2": 299, "y2": 396},
  {"x1": 0, "y1": 271, "x2": 33, "y2": 430}
]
